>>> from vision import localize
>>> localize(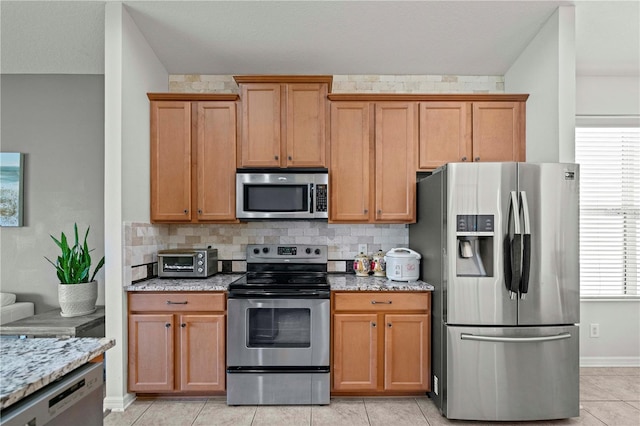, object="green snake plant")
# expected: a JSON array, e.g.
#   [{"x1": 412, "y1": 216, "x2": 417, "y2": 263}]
[{"x1": 45, "y1": 223, "x2": 105, "y2": 284}]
